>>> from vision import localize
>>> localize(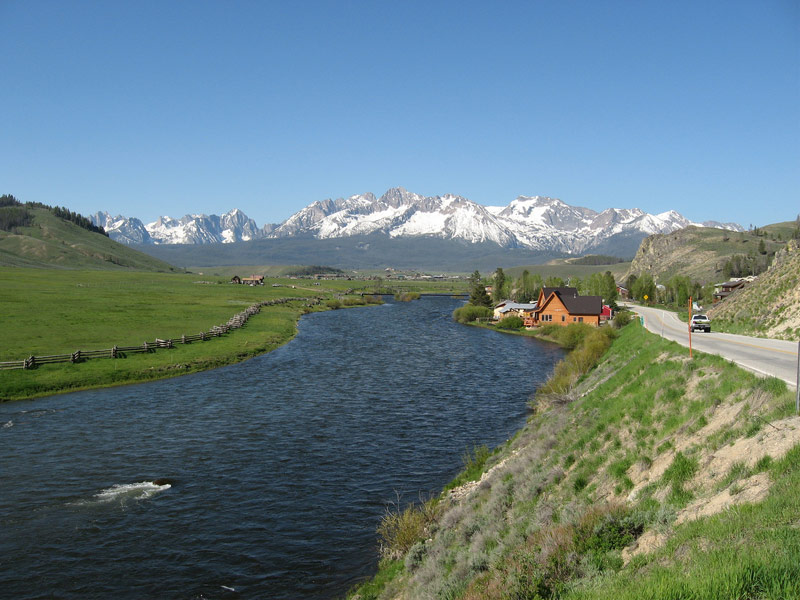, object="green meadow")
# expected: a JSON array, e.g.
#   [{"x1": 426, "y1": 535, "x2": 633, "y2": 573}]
[
  {"x1": 0, "y1": 268, "x2": 466, "y2": 401},
  {"x1": 0, "y1": 268, "x2": 323, "y2": 400}
]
